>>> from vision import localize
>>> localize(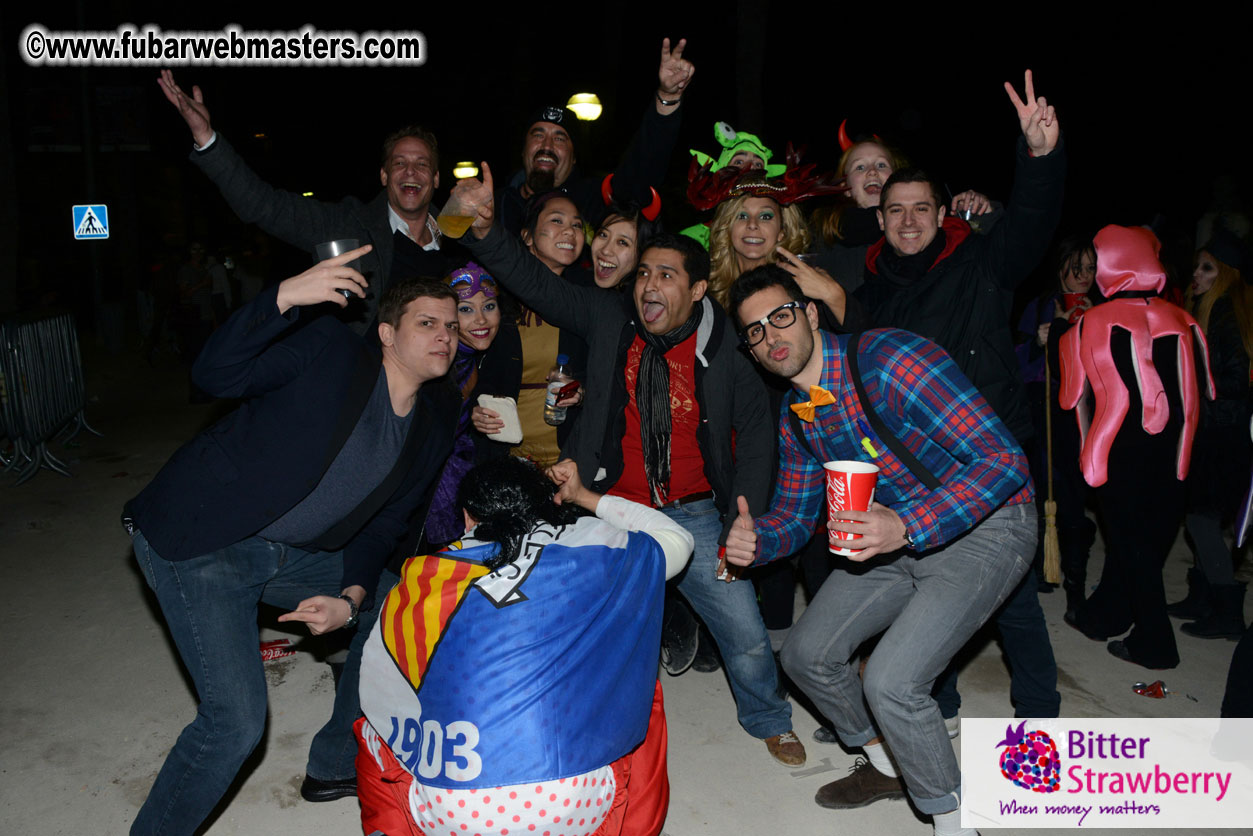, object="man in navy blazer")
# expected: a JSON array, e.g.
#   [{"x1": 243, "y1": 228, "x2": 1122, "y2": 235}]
[{"x1": 124, "y1": 245, "x2": 460, "y2": 836}]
